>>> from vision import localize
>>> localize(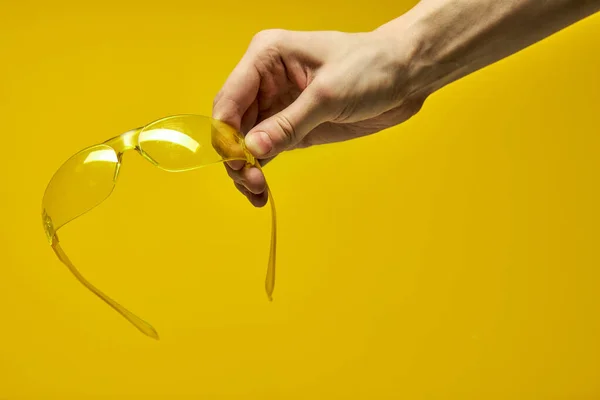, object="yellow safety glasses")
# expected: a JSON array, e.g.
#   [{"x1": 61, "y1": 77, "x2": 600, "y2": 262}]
[{"x1": 41, "y1": 114, "x2": 277, "y2": 340}]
